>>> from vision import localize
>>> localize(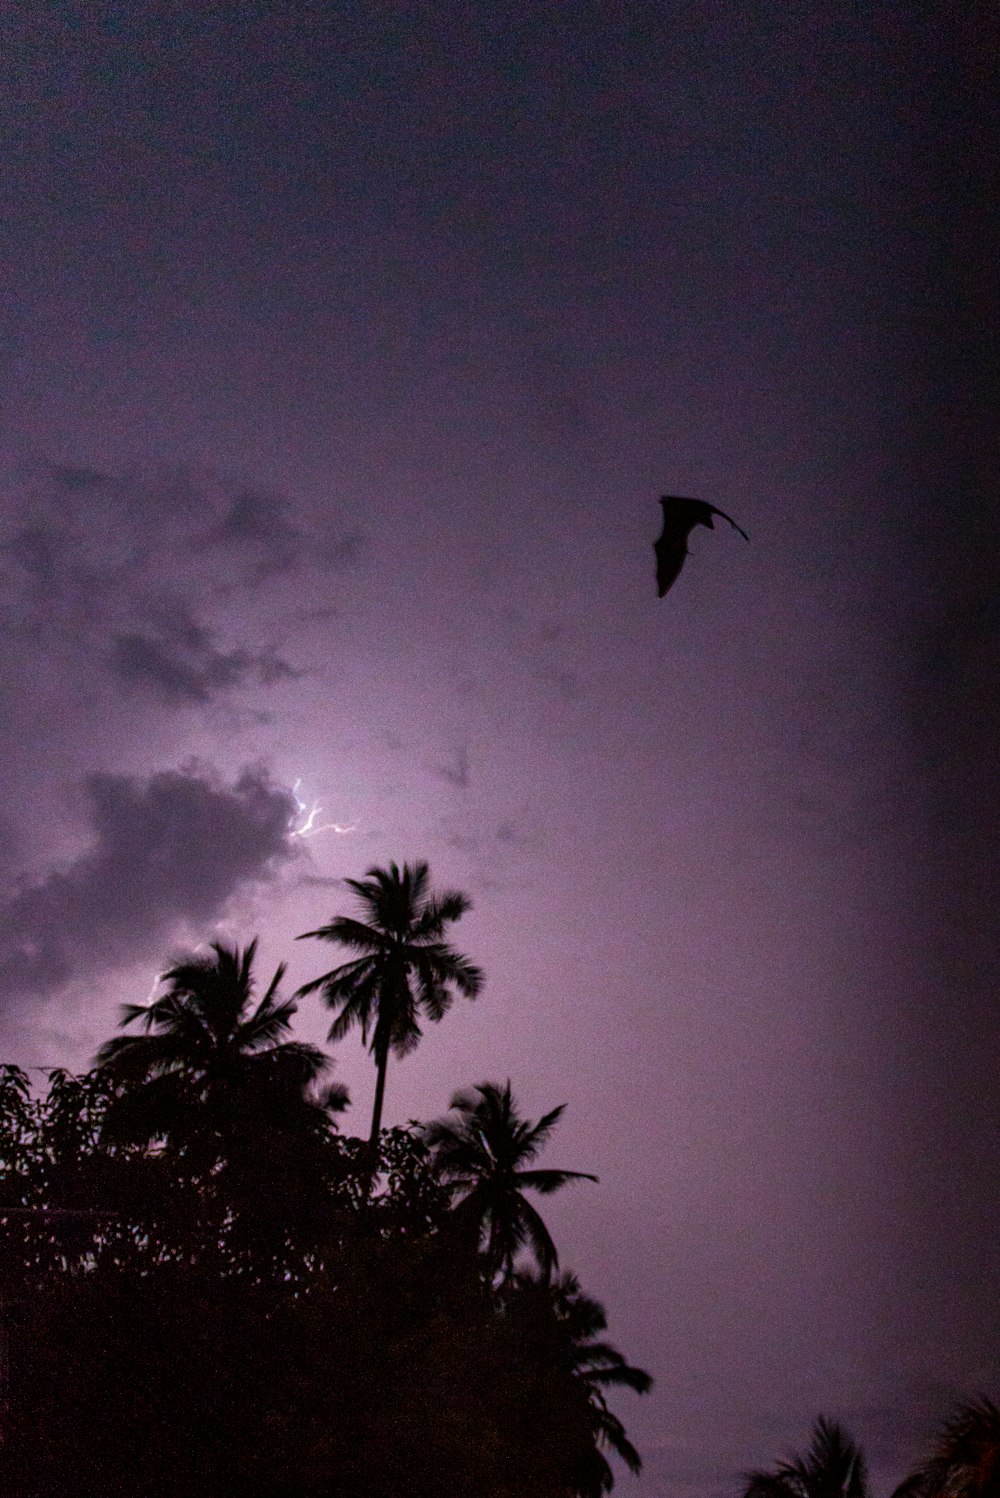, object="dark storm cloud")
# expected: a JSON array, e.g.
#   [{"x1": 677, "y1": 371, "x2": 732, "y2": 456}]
[
  {"x1": 205, "y1": 490, "x2": 311, "y2": 578},
  {"x1": 109, "y1": 605, "x2": 298, "y2": 705},
  {"x1": 203, "y1": 485, "x2": 364, "y2": 580},
  {"x1": 0, "y1": 764, "x2": 297, "y2": 1004},
  {"x1": 0, "y1": 463, "x2": 361, "y2": 706},
  {"x1": 3, "y1": 518, "x2": 68, "y2": 603}
]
